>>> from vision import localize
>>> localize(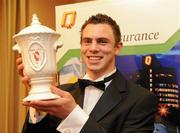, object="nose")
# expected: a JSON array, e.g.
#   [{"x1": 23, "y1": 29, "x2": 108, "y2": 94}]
[{"x1": 89, "y1": 40, "x2": 99, "y2": 52}]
